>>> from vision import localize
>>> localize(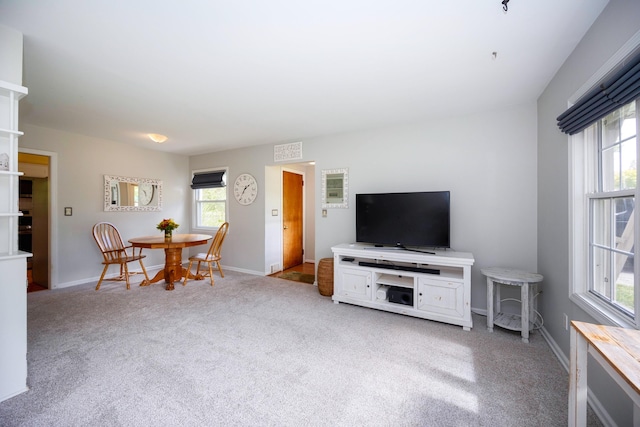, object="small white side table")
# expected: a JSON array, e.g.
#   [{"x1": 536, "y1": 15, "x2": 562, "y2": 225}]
[{"x1": 482, "y1": 267, "x2": 543, "y2": 343}]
